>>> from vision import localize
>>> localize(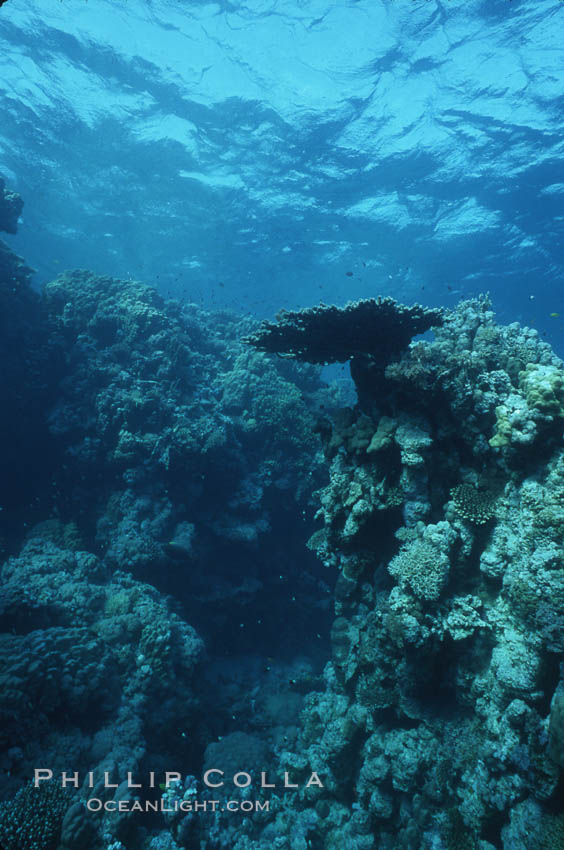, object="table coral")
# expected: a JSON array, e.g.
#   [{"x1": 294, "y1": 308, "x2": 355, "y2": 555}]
[
  {"x1": 243, "y1": 296, "x2": 443, "y2": 366},
  {"x1": 450, "y1": 483, "x2": 497, "y2": 524}
]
